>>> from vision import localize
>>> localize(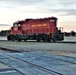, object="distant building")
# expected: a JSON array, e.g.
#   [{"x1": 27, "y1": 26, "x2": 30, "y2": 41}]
[{"x1": 0, "y1": 30, "x2": 10, "y2": 36}]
